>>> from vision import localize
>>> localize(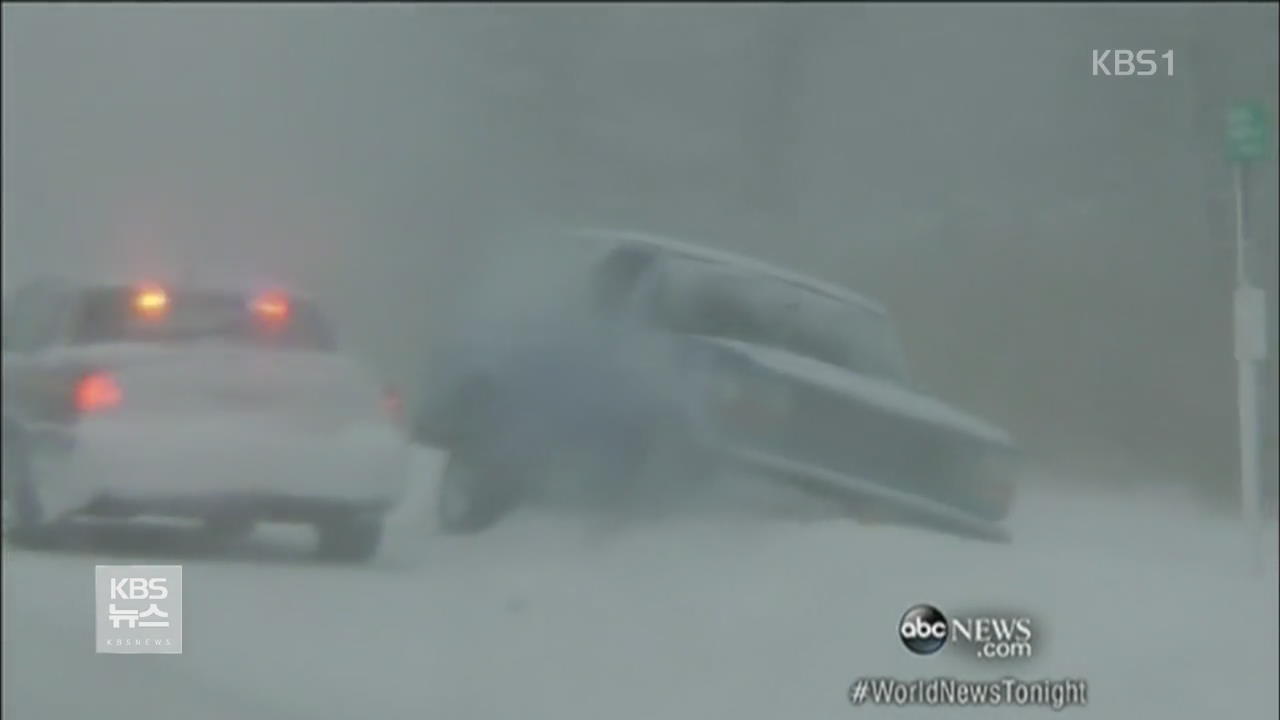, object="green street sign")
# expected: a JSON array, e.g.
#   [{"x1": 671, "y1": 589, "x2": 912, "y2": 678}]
[{"x1": 1226, "y1": 101, "x2": 1269, "y2": 163}]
